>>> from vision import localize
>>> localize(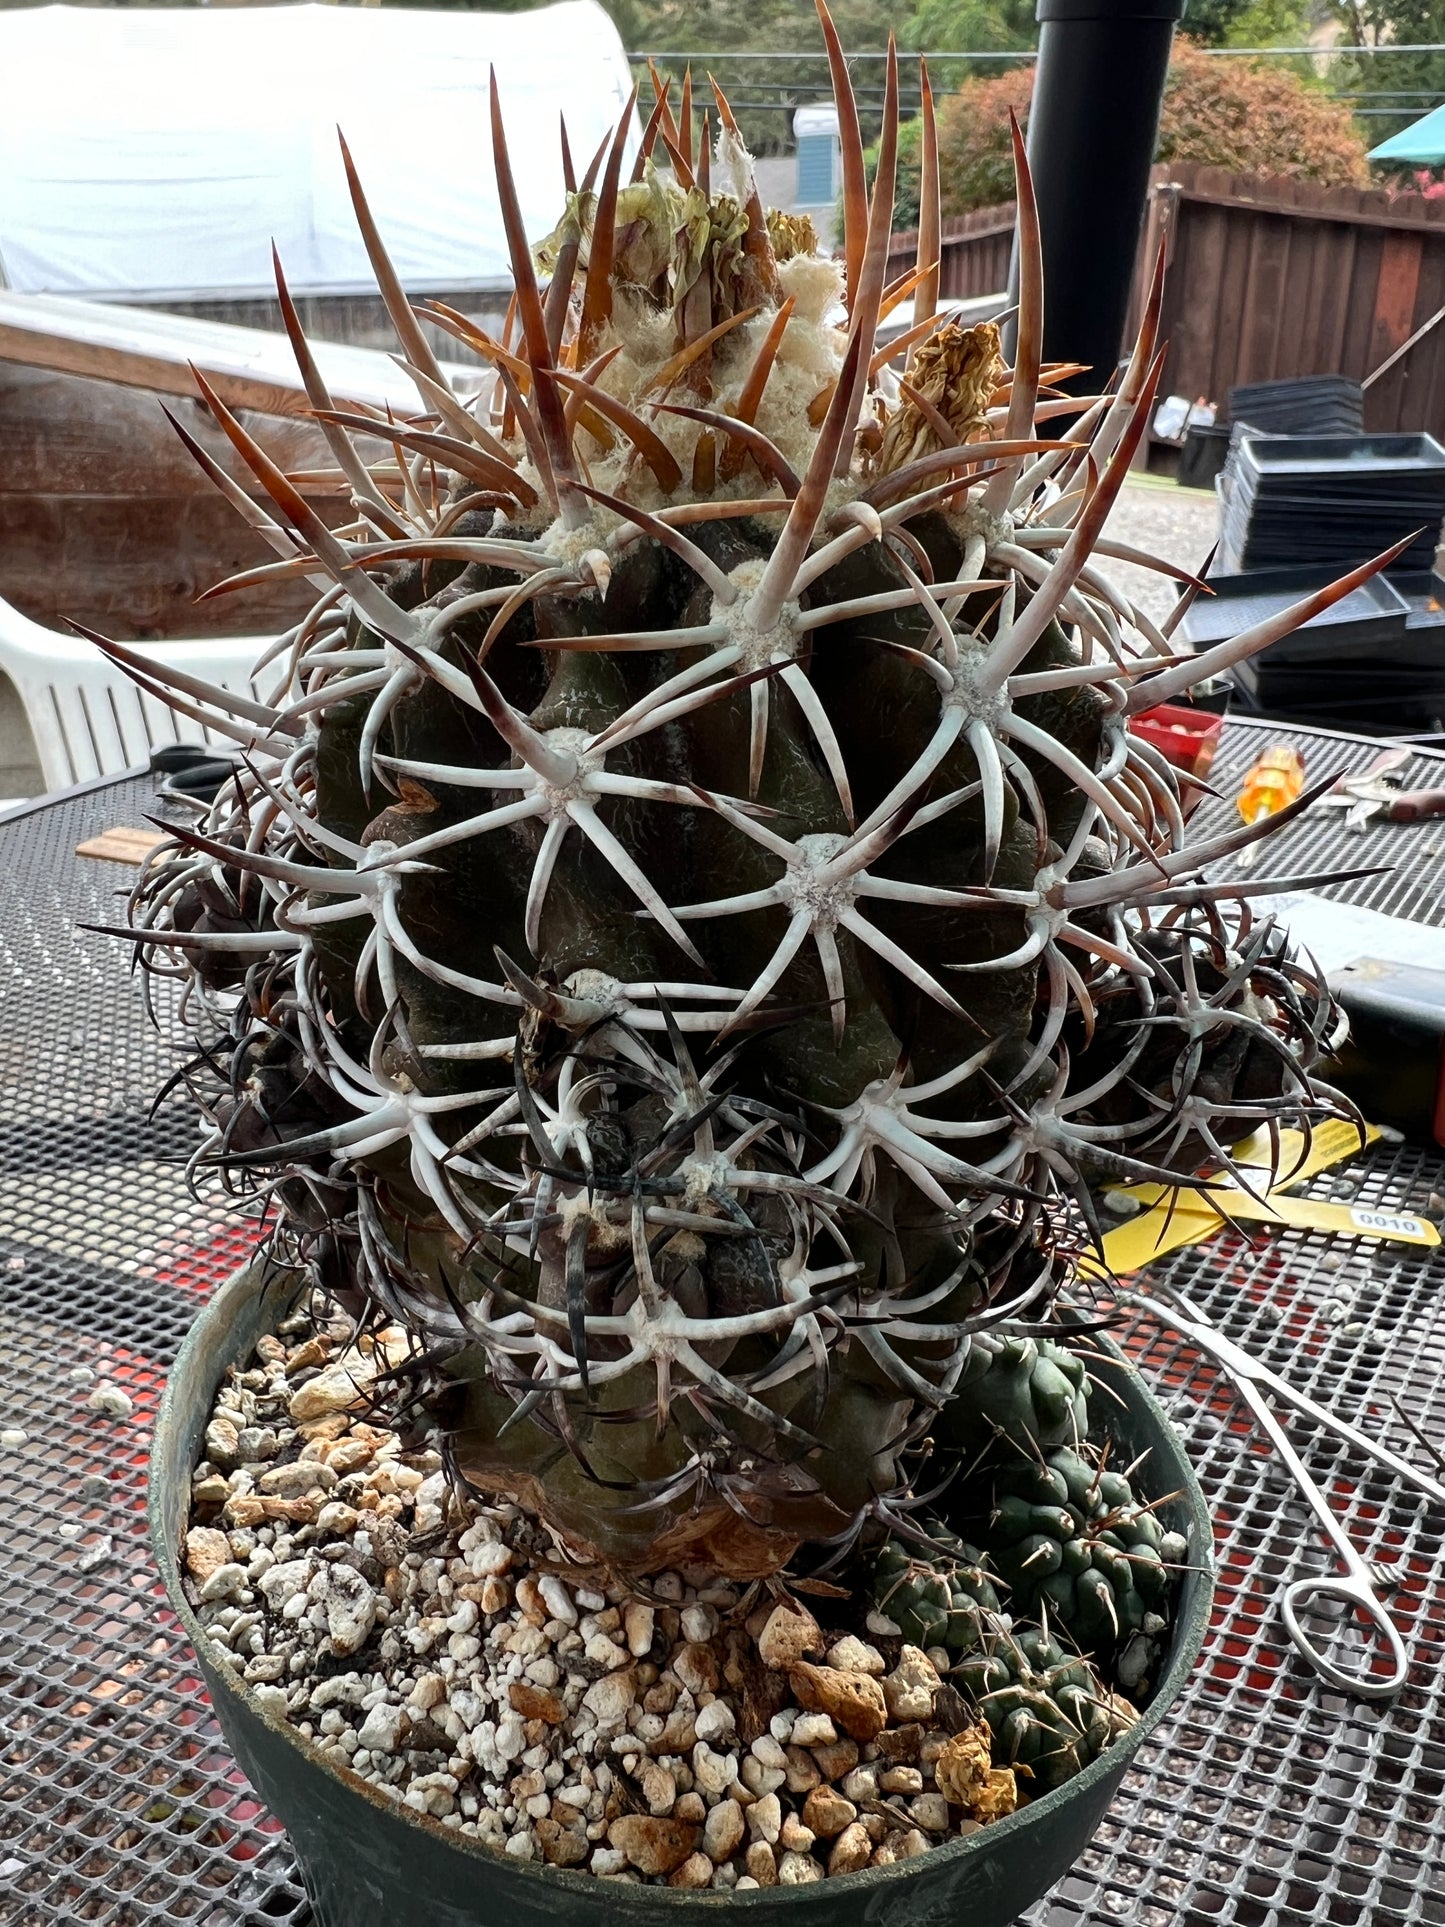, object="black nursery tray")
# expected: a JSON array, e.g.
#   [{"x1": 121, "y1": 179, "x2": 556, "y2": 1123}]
[
  {"x1": 1226, "y1": 375, "x2": 1363, "y2": 437},
  {"x1": 1221, "y1": 434, "x2": 1445, "y2": 576},
  {"x1": 1179, "y1": 563, "x2": 1412, "y2": 662},
  {"x1": 1236, "y1": 431, "x2": 1445, "y2": 481}
]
